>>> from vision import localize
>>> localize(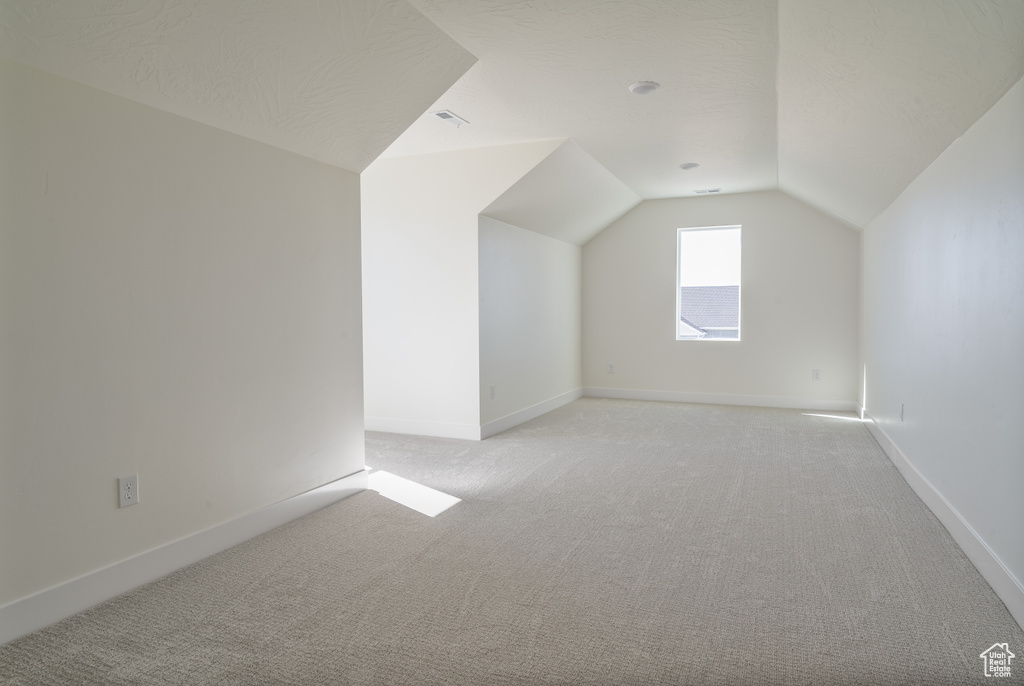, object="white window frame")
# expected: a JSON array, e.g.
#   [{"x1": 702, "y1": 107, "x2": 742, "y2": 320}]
[{"x1": 676, "y1": 225, "x2": 741, "y2": 342}]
